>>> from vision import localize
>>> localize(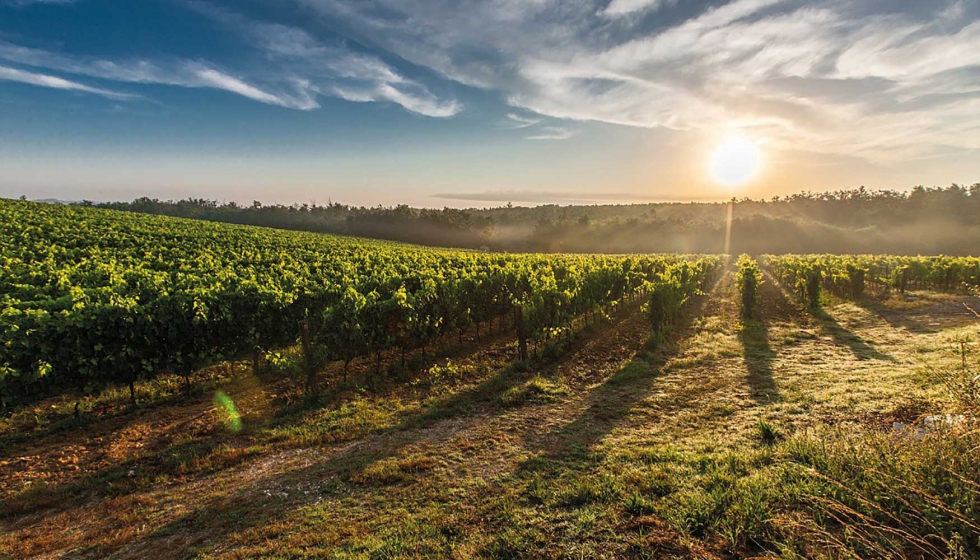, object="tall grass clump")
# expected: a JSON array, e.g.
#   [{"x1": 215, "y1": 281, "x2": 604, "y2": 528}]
[
  {"x1": 783, "y1": 423, "x2": 980, "y2": 559},
  {"x1": 736, "y1": 254, "x2": 762, "y2": 319},
  {"x1": 779, "y1": 354, "x2": 980, "y2": 559}
]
